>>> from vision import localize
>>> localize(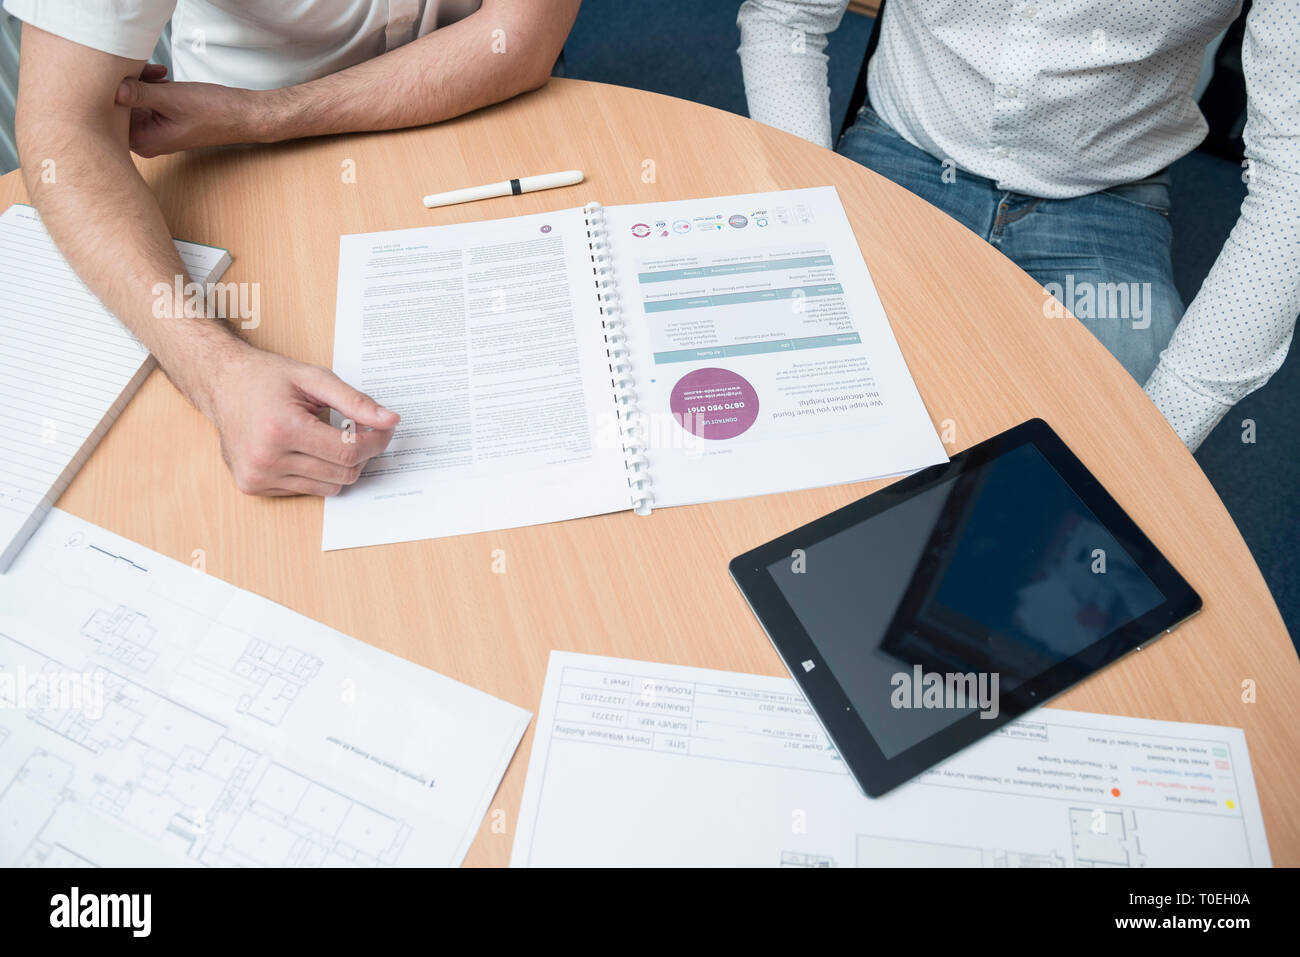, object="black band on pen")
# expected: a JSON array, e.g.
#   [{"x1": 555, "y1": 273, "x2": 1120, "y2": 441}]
[{"x1": 510, "y1": 178, "x2": 522, "y2": 195}]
